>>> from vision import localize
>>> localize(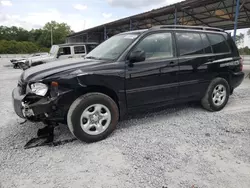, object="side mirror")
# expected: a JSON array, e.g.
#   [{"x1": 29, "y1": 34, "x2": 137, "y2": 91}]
[{"x1": 128, "y1": 50, "x2": 146, "y2": 63}]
